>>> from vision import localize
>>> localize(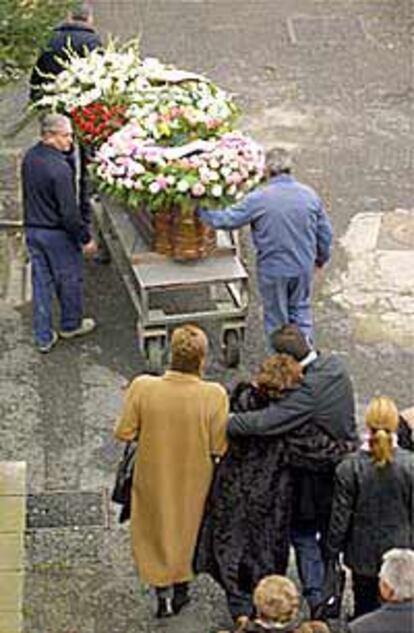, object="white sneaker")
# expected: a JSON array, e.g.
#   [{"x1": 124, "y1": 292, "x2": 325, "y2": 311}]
[
  {"x1": 37, "y1": 331, "x2": 58, "y2": 353},
  {"x1": 59, "y1": 318, "x2": 96, "y2": 339}
]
